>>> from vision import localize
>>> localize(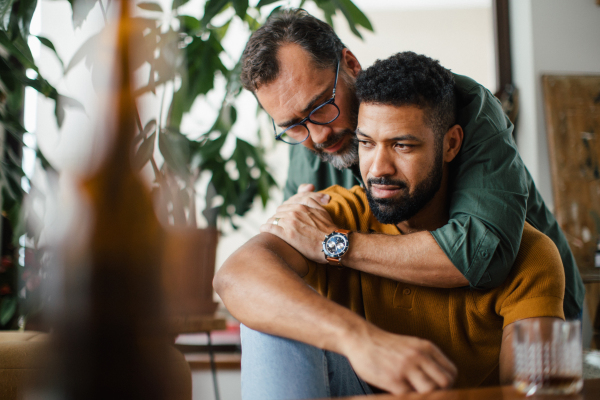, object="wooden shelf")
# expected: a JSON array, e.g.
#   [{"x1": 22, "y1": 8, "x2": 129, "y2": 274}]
[
  {"x1": 185, "y1": 353, "x2": 241, "y2": 371},
  {"x1": 168, "y1": 314, "x2": 227, "y2": 334}
]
